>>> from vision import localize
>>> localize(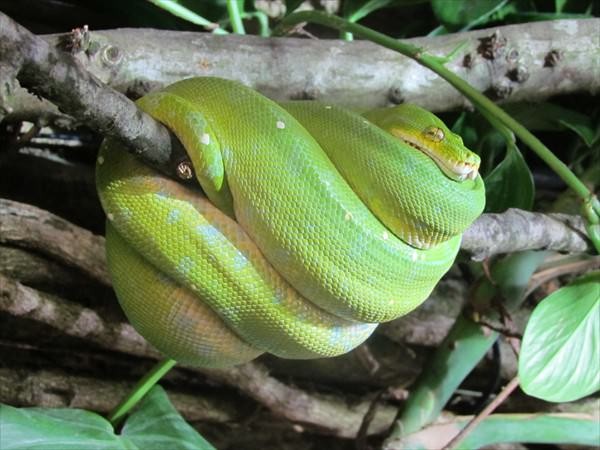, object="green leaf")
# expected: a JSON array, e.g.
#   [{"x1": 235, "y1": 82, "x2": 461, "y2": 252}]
[
  {"x1": 558, "y1": 118, "x2": 597, "y2": 147},
  {"x1": 148, "y1": 0, "x2": 229, "y2": 34},
  {"x1": 519, "y1": 271, "x2": 600, "y2": 402},
  {"x1": 0, "y1": 405, "x2": 132, "y2": 450},
  {"x1": 504, "y1": 103, "x2": 597, "y2": 146},
  {"x1": 430, "y1": 0, "x2": 507, "y2": 30},
  {"x1": 285, "y1": 0, "x2": 305, "y2": 15},
  {"x1": 555, "y1": 0, "x2": 568, "y2": 12},
  {"x1": 0, "y1": 386, "x2": 215, "y2": 450},
  {"x1": 342, "y1": 0, "x2": 395, "y2": 22},
  {"x1": 122, "y1": 386, "x2": 216, "y2": 450},
  {"x1": 484, "y1": 141, "x2": 534, "y2": 213}
]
